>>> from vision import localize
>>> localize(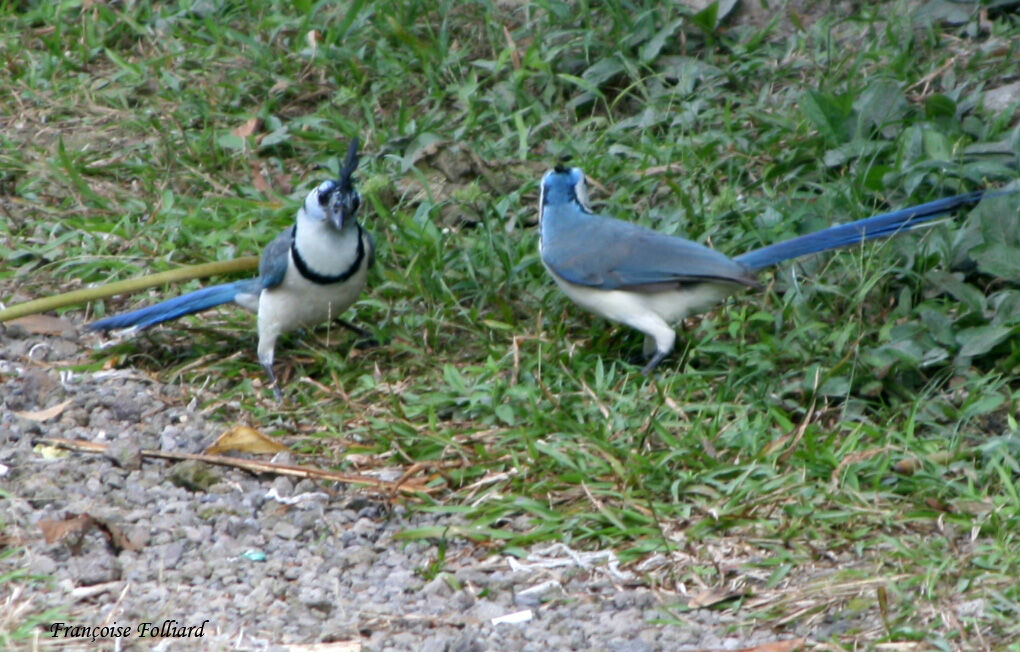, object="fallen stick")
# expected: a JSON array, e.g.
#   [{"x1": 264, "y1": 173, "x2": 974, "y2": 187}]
[
  {"x1": 0, "y1": 257, "x2": 259, "y2": 323},
  {"x1": 35, "y1": 437, "x2": 439, "y2": 497}
]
